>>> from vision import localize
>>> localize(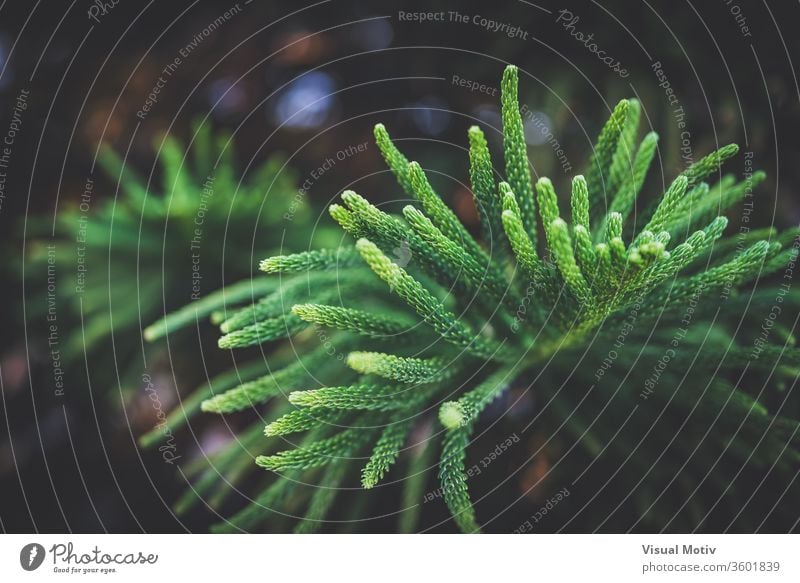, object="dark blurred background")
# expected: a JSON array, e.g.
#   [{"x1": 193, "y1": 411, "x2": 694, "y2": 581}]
[{"x1": 1, "y1": 0, "x2": 799, "y2": 532}]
